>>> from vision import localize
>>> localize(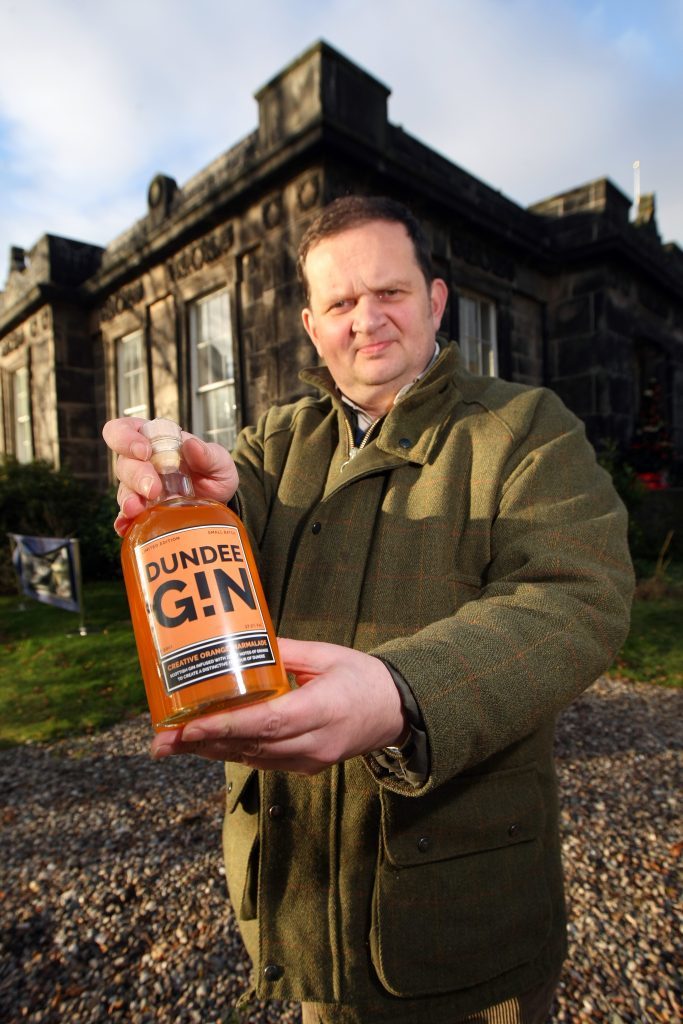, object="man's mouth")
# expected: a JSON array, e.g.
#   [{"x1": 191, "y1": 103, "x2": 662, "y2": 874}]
[{"x1": 356, "y1": 339, "x2": 394, "y2": 357}]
